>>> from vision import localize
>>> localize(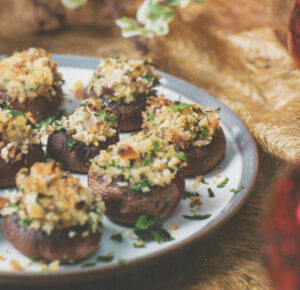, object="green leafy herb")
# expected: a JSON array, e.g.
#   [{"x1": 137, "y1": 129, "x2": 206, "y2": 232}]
[
  {"x1": 217, "y1": 177, "x2": 229, "y2": 188},
  {"x1": 97, "y1": 253, "x2": 114, "y2": 262},
  {"x1": 200, "y1": 126, "x2": 209, "y2": 137},
  {"x1": 183, "y1": 190, "x2": 200, "y2": 200},
  {"x1": 182, "y1": 214, "x2": 211, "y2": 220},
  {"x1": 65, "y1": 139, "x2": 76, "y2": 151},
  {"x1": 26, "y1": 87, "x2": 39, "y2": 91},
  {"x1": 96, "y1": 74, "x2": 105, "y2": 79},
  {"x1": 53, "y1": 120, "x2": 65, "y2": 131},
  {"x1": 169, "y1": 103, "x2": 192, "y2": 112},
  {"x1": 119, "y1": 259, "x2": 127, "y2": 266},
  {"x1": 164, "y1": 197, "x2": 170, "y2": 209},
  {"x1": 81, "y1": 262, "x2": 96, "y2": 268},
  {"x1": 152, "y1": 140, "x2": 159, "y2": 155},
  {"x1": 8, "y1": 203, "x2": 20, "y2": 210},
  {"x1": 230, "y1": 185, "x2": 245, "y2": 194},
  {"x1": 200, "y1": 177, "x2": 208, "y2": 184},
  {"x1": 176, "y1": 151, "x2": 186, "y2": 161},
  {"x1": 96, "y1": 110, "x2": 107, "y2": 120},
  {"x1": 8, "y1": 110, "x2": 24, "y2": 117},
  {"x1": 166, "y1": 150, "x2": 172, "y2": 160},
  {"x1": 108, "y1": 114, "x2": 118, "y2": 121},
  {"x1": 3, "y1": 78, "x2": 10, "y2": 83},
  {"x1": 129, "y1": 178, "x2": 152, "y2": 191},
  {"x1": 144, "y1": 151, "x2": 152, "y2": 165},
  {"x1": 110, "y1": 232, "x2": 123, "y2": 242},
  {"x1": 30, "y1": 256, "x2": 39, "y2": 263},
  {"x1": 134, "y1": 214, "x2": 174, "y2": 244},
  {"x1": 18, "y1": 217, "x2": 32, "y2": 228},
  {"x1": 38, "y1": 114, "x2": 61, "y2": 129},
  {"x1": 146, "y1": 111, "x2": 155, "y2": 120}
]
